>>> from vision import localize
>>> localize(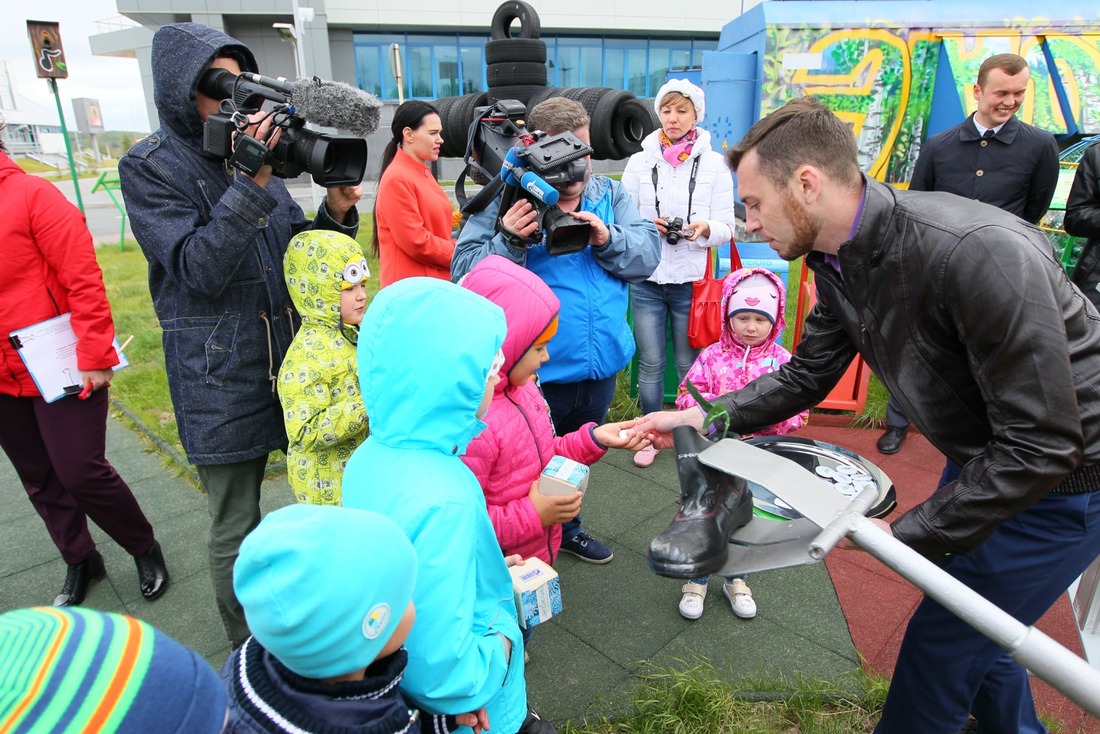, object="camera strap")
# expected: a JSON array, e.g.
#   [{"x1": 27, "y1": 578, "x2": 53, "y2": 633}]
[{"x1": 651, "y1": 157, "x2": 699, "y2": 223}]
